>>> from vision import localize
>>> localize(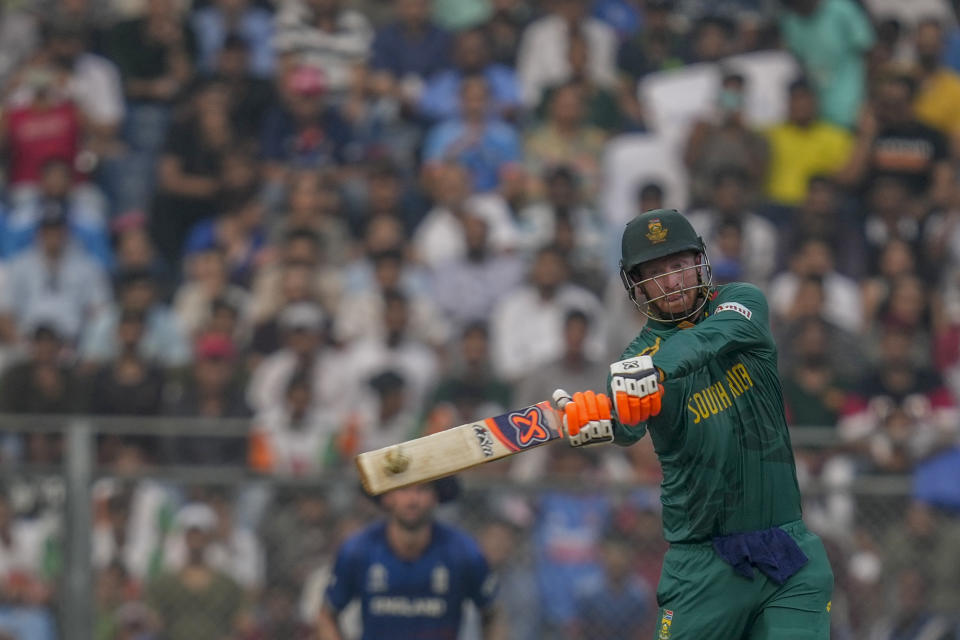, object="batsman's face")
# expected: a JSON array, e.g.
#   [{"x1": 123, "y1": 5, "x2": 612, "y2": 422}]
[
  {"x1": 637, "y1": 252, "x2": 701, "y2": 316},
  {"x1": 385, "y1": 484, "x2": 437, "y2": 530}
]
